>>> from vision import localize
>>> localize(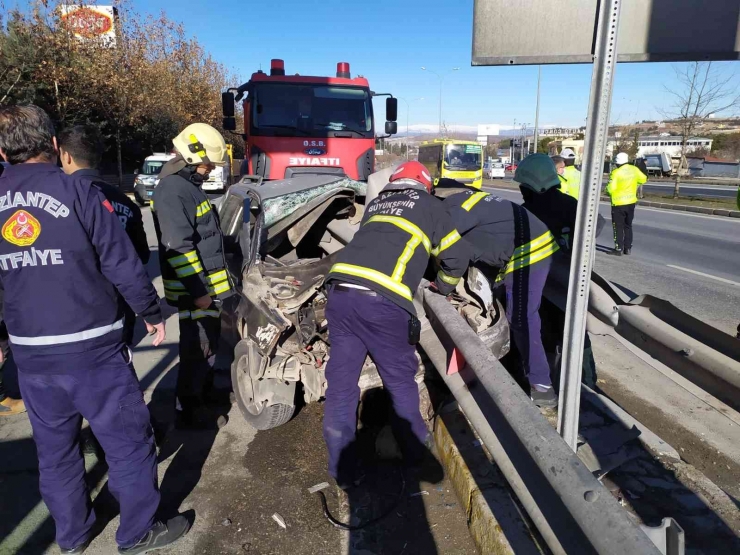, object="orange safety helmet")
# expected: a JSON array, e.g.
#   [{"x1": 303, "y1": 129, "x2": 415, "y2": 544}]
[{"x1": 388, "y1": 161, "x2": 433, "y2": 192}]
